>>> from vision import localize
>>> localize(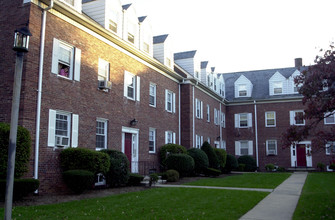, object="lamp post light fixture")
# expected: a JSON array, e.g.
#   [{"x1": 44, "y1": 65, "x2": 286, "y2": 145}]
[
  {"x1": 130, "y1": 119, "x2": 138, "y2": 126},
  {"x1": 4, "y1": 26, "x2": 32, "y2": 220}
]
